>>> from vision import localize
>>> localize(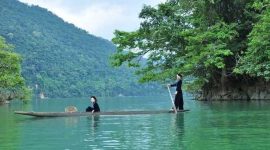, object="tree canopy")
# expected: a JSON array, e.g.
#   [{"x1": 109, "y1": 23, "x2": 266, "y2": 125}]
[
  {"x1": 0, "y1": 36, "x2": 30, "y2": 102},
  {"x1": 235, "y1": 1, "x2": 270, "y2": 79},
  {"x1": 111, "y1": 0, "x2": 270, "y2": 97}
]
